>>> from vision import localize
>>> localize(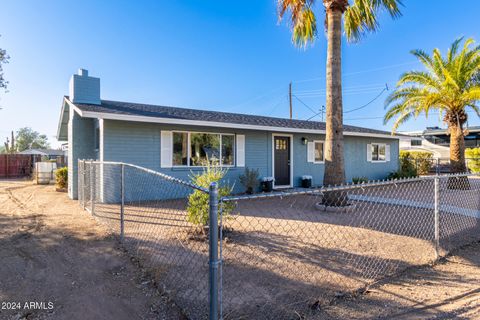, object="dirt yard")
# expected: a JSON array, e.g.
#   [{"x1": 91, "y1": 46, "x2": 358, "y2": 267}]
[
  {"x1": 0, "y1": 180, "x2": 184, "y2": 320},
  {"x1": 89, "y1": 175, "x2": 480, "y2": 319},
  {"x1": 1, "y1": 179, "x2": 479, "y2": 320}
]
